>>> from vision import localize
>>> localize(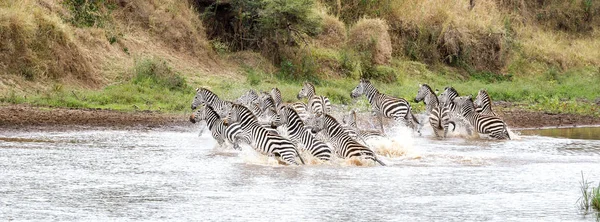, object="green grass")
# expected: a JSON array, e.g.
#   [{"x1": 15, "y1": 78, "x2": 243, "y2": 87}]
[
  {"x1": 1, "y1": 58, "x2": 193, "y2": 112},
  {"x1": 2, "y1": 56, "x2": 599, "y2": 117},
  {"x1": 578, "y1": 172, "x2": 600, "y2": 219}
]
